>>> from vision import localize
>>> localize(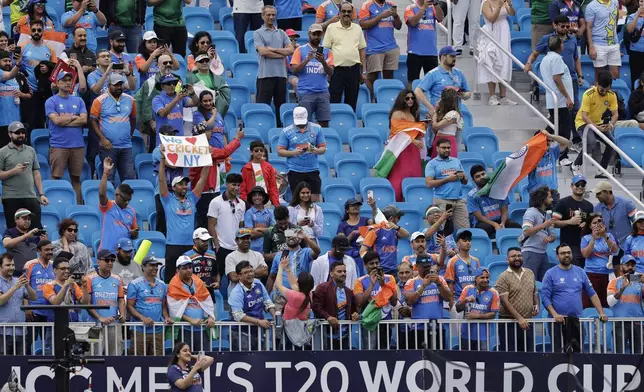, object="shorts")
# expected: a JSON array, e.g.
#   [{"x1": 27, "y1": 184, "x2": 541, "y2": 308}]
[
  {"x1": 287, "y1": 170, "x2": 322, "y2": 194},
  {"x1": 366, "y1": 47, "x2": 400, "y2": 74},
  {"x1": 592, "y1": 44, "x2": 622, "y2": 68},
  {"x1": 50, "y1": 147, "x2": 85, "y2": 178},
  {"x1": 299, "y1": 92, "x2": 331, "y2": 122}
]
